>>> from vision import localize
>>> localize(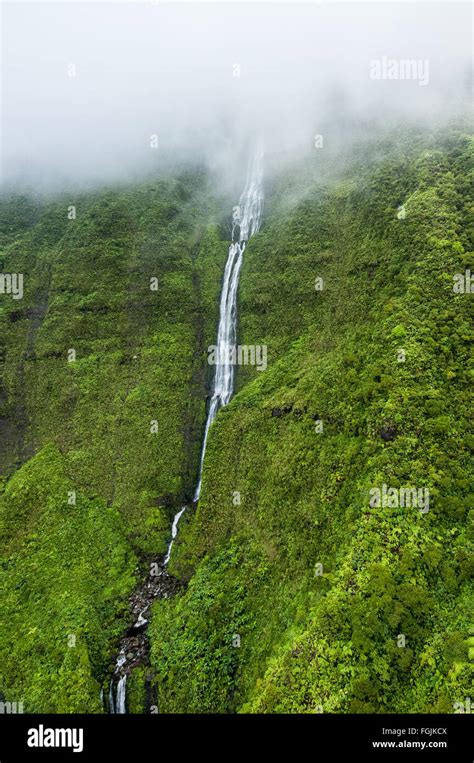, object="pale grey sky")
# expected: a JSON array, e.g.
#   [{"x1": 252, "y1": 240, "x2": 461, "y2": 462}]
[{"x1": 1, "y1": 1, "x2": 471, "y2": 189}]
